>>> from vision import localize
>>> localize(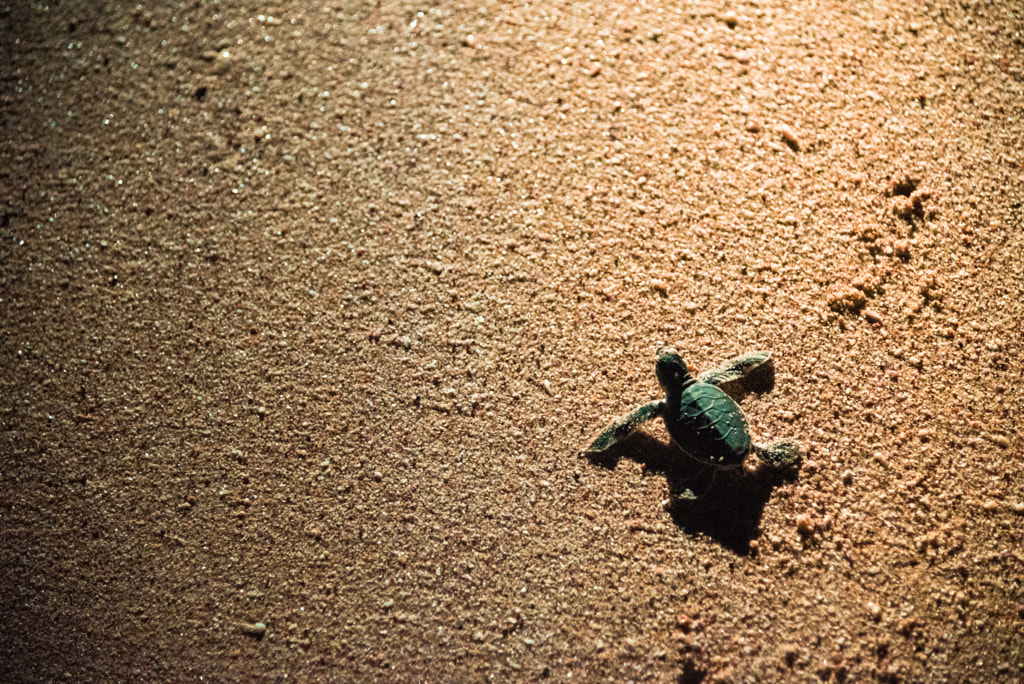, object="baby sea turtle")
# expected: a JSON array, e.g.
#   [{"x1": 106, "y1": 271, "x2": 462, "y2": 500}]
[{"x1": 587, "y1": 347, "x2": 800, "y2": 475}]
